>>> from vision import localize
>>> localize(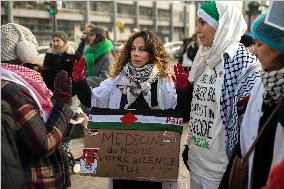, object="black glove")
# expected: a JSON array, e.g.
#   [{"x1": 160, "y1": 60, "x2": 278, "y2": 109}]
[
  {"x1": 182, "y1": 145, "x2": 190, "y2": 171},
  {"x1": 54, "y1": 70, "x2": 72, "y2": 104}
]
